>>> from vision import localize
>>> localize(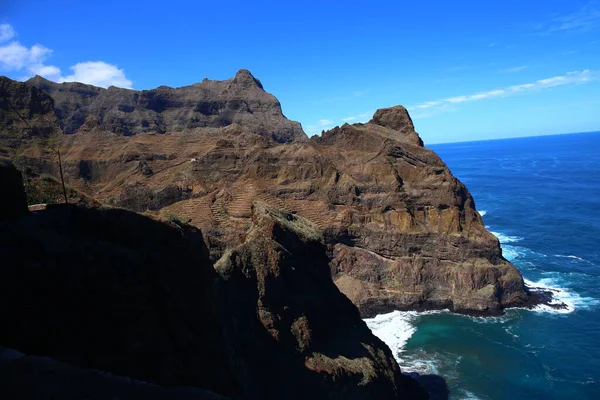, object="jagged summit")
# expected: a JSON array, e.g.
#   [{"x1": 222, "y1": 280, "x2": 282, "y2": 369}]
[
  {"x1": 231, "y1": 68, "x2": 264, "y2": 89},
  {"x1": 369, "y1": 105, "x2": 424, "y2": 147}
]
